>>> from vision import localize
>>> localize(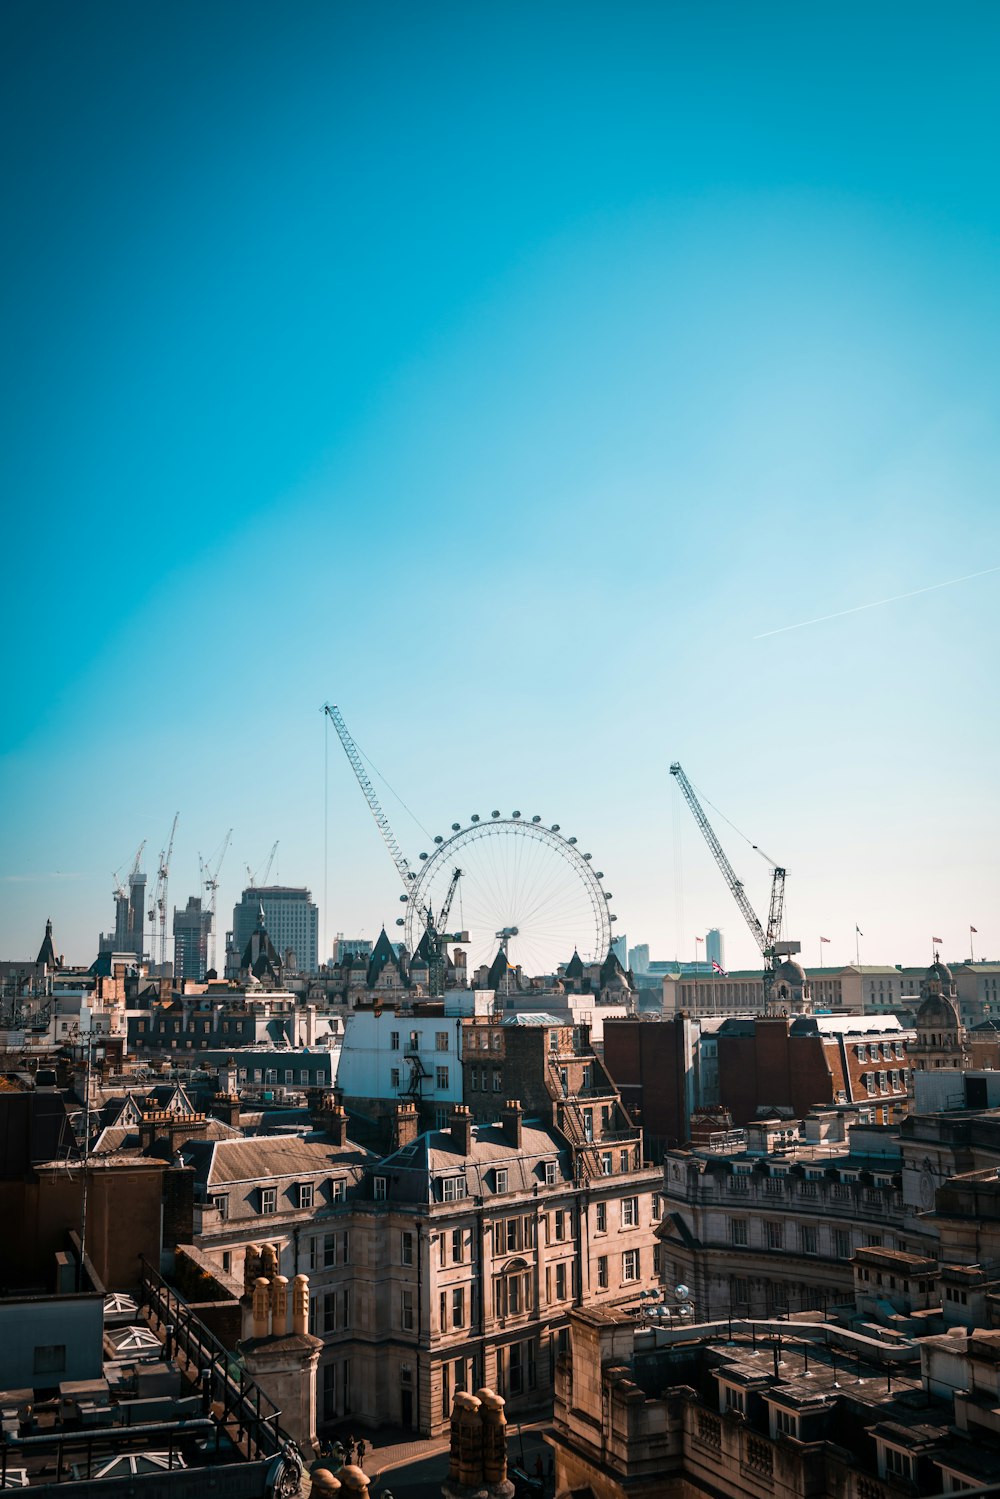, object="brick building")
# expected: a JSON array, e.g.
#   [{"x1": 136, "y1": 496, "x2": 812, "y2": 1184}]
[{"x1": 716, "y1": 1014, "x2": 912, "y2": 1126}]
